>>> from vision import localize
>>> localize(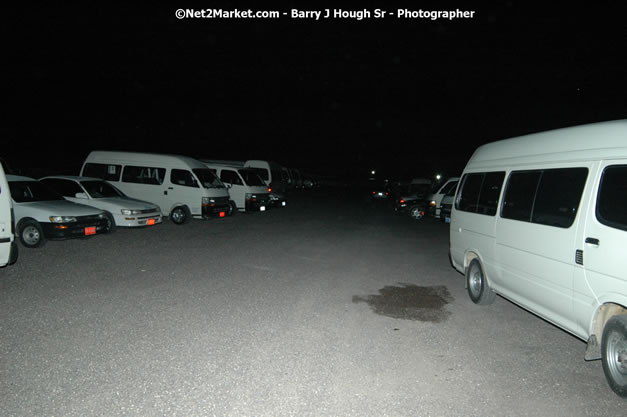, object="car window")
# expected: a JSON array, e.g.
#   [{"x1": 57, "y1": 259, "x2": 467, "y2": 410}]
[
  {"x1": 80, "y1": 180, "x2": 125, "y2": 198},
  {"x1": 239, "y1": 169, "x2": 266, "y2": 186},
  {"x1": 40, "y1": 178, "x2": 83, "y2": 197},
  {"x1": 9, "y1": 181, "x2": 65, "y2": 202},
  {"x1": 192, "y1": 169, "x2": 224, "y2": 188},
  {"x1": 596, "y1": 165, "x2": 627, "y2": 231},
  {"x1": 220, "y1": 169, "x2": 243, "y2": 185},
  {"x1": 456, "y1": 172, "x2": 505, "y2": 216}
]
